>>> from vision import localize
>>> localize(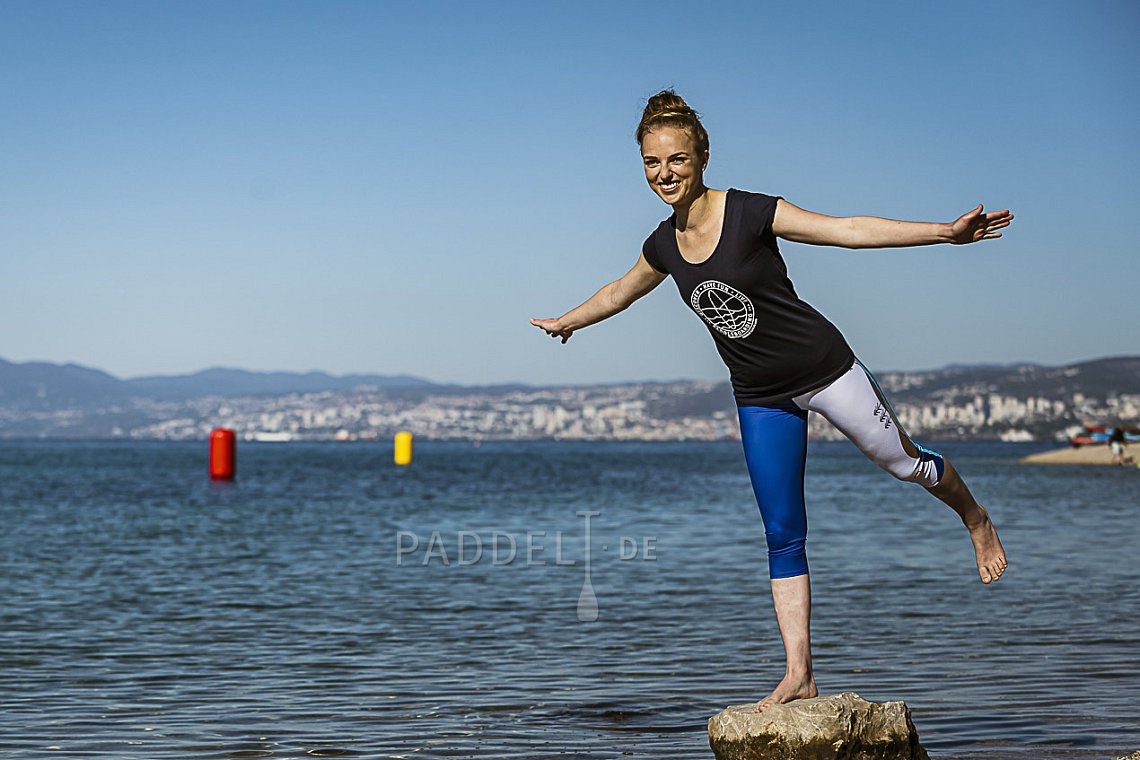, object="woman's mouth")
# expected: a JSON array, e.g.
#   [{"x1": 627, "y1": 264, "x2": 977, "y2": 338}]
[{"x1": 660, "y1": 181, "x2": 680, "y2": 194}]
